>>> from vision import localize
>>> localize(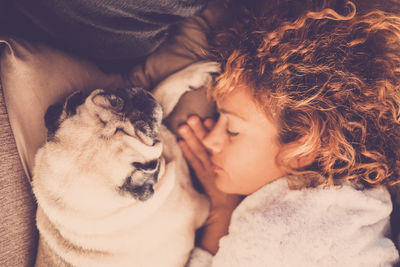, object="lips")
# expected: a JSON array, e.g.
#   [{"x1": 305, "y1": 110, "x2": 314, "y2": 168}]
[{"x1": 211, "y1": 161, "x2": 223, "y2": 172}]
